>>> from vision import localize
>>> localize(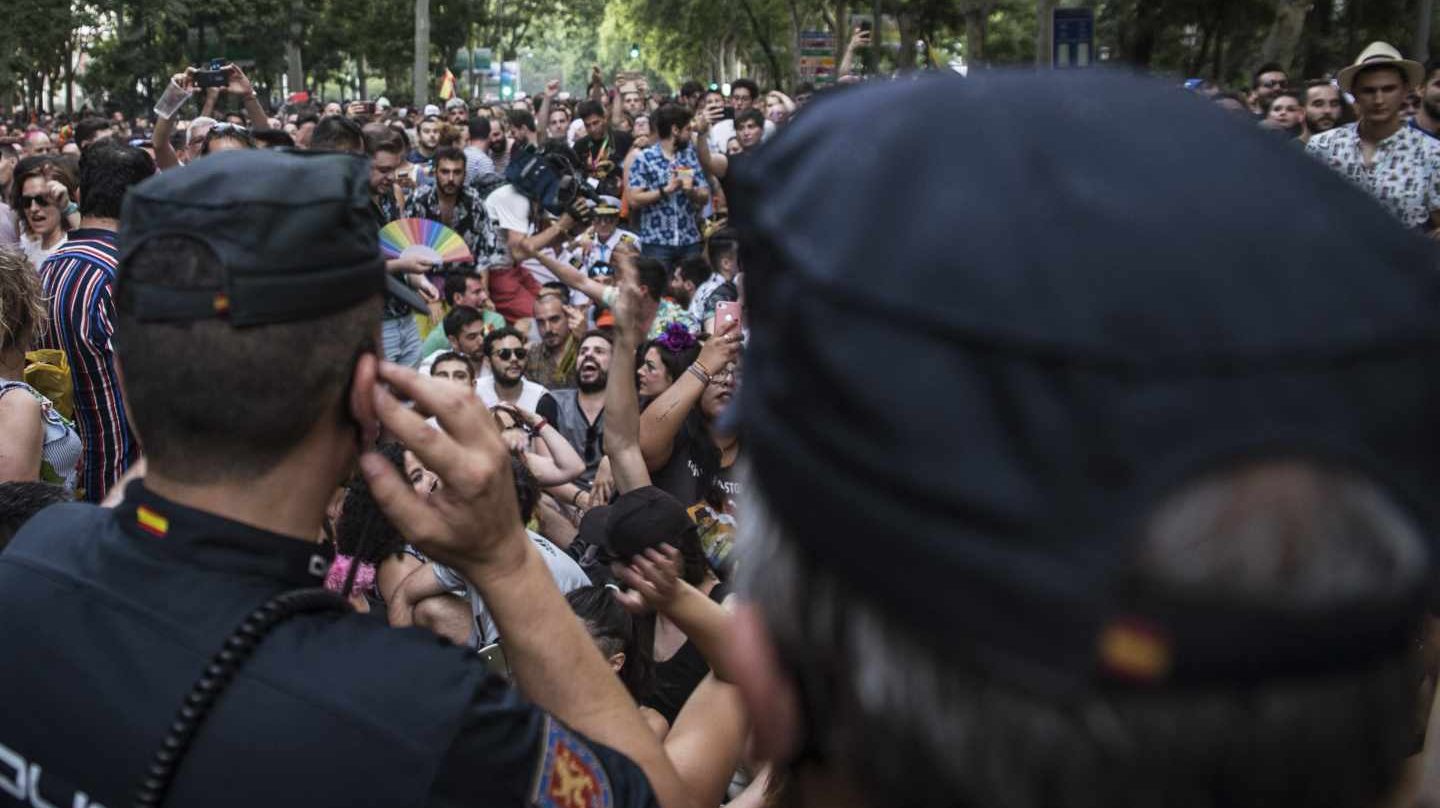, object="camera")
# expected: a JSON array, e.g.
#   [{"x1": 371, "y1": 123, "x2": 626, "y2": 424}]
[{"x1": 195, "y1": 60, "x2": 227, "y2": 89}]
